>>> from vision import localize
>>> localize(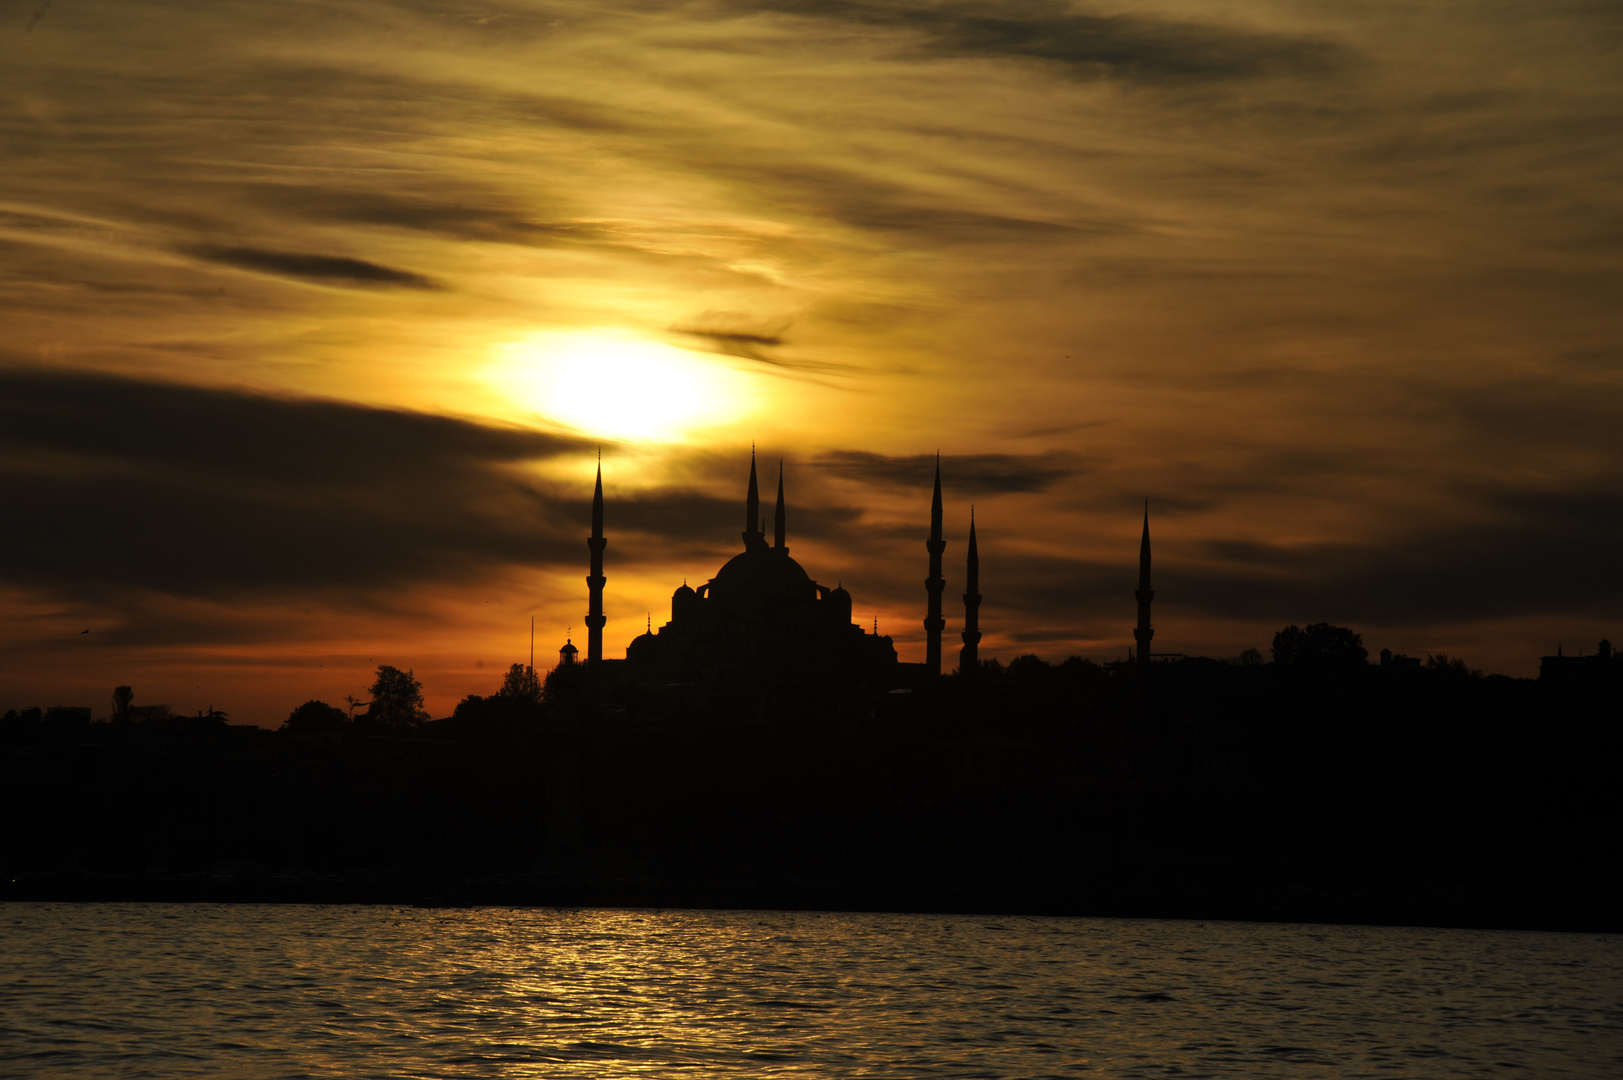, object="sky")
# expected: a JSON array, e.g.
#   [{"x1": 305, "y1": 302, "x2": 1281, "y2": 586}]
[{"x1": 2, "y1": 0, "x2": 1620, "y2": 724}]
